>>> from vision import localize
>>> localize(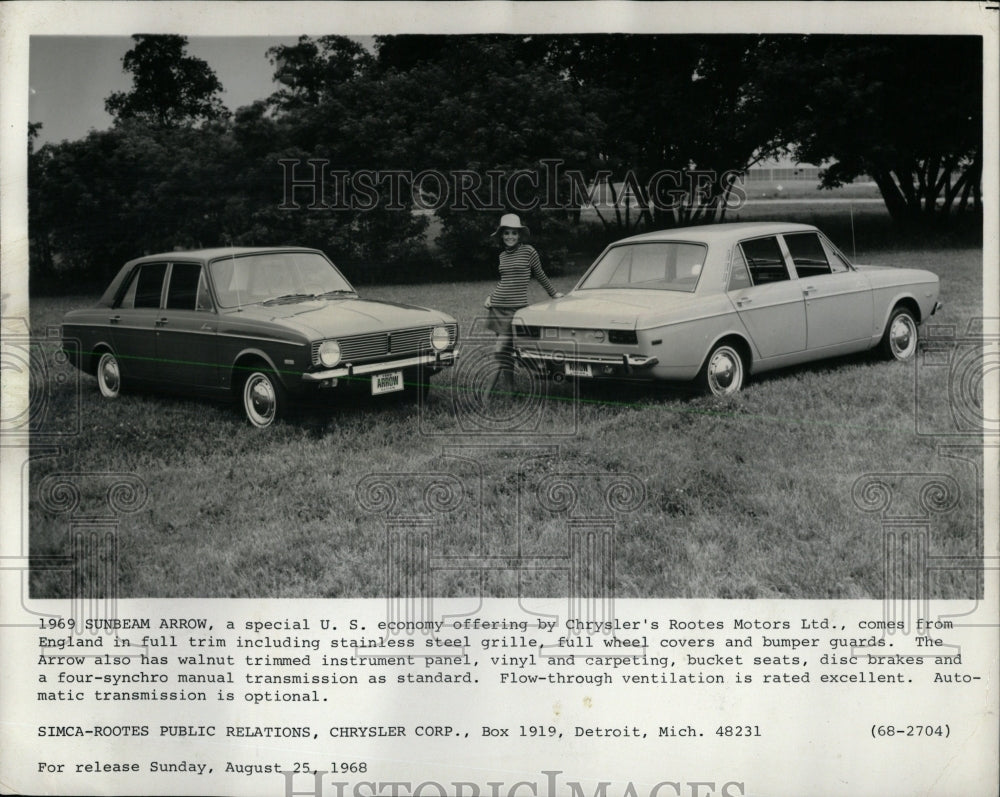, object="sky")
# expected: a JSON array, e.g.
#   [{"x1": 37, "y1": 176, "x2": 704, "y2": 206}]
[{"x1": 28, "y1": 36, "x2": 305, "y2": 144}]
